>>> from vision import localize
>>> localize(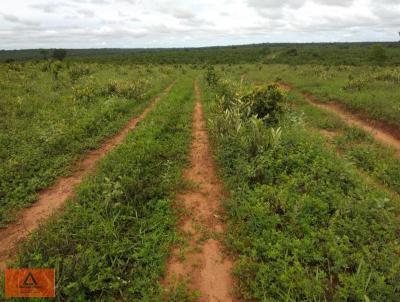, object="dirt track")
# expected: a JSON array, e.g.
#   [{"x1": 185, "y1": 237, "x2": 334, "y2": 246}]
[
  {"x1": 279, "y1": 83, "x2": 400, "y2": 155},
  {"x1": 164, "y1": 81, "x2": 236, "y2": 301},
  {"x1": 0, "y1": 81, "x2": 175, "y2": 272}
]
